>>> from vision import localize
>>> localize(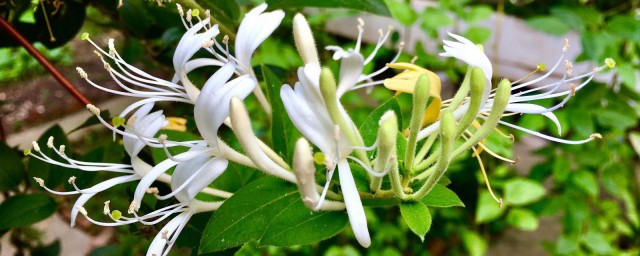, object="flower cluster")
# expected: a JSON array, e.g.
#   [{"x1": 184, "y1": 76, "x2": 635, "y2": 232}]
[{"x1": 27, "y1": 2, "x2": 612, "y2": 254}]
